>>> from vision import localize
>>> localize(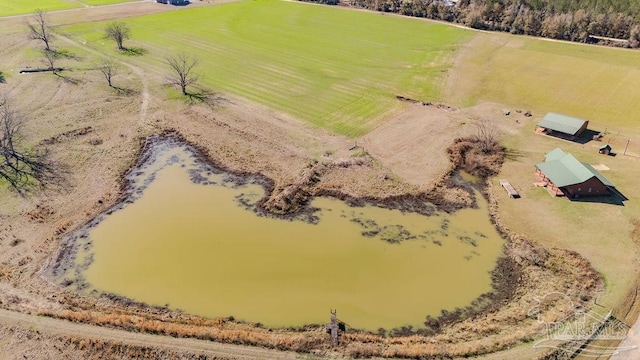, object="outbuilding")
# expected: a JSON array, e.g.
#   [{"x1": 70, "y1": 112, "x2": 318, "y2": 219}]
[
  {"x1": 536, "y1": 112, "x2": 589, "y2": 138},
  {"x1": 599, "y1": 144, "x2": 612, "y2": 155},
  {"x1": 535, "y1": 148, "x2": 613, "y2": 198}
]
